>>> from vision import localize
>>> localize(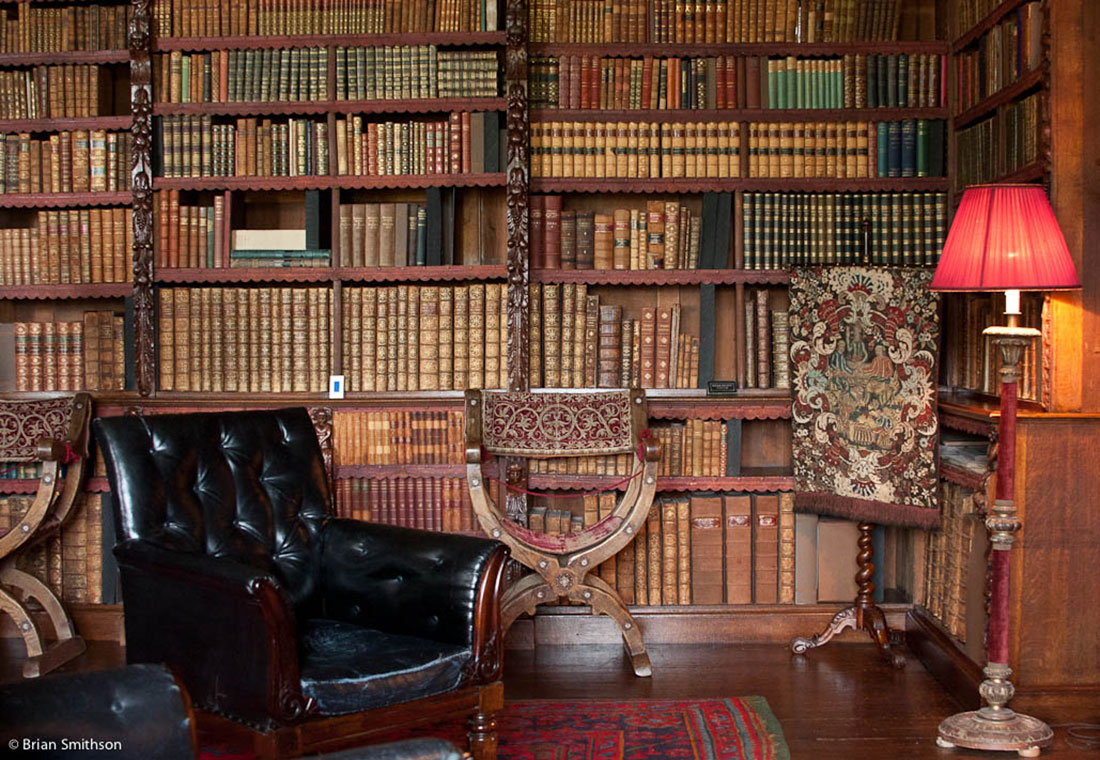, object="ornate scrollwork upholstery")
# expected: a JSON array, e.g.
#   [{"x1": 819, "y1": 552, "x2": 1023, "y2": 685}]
[
  {"x1": 465, "y1": 389, "x2": 660, "y2": 677},
  {"x1": 0, "y1": 392, "x2": 91, "y2": 678}
]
